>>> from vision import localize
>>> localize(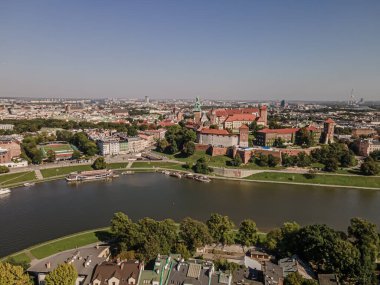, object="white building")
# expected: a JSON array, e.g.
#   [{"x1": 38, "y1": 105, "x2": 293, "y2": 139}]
[
  {"x1": 97, "y1": 138, "x2": 120, "y2": 156},
  {"x1": 0, "y1": 124, "x2": 14, "y2": 130}
]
